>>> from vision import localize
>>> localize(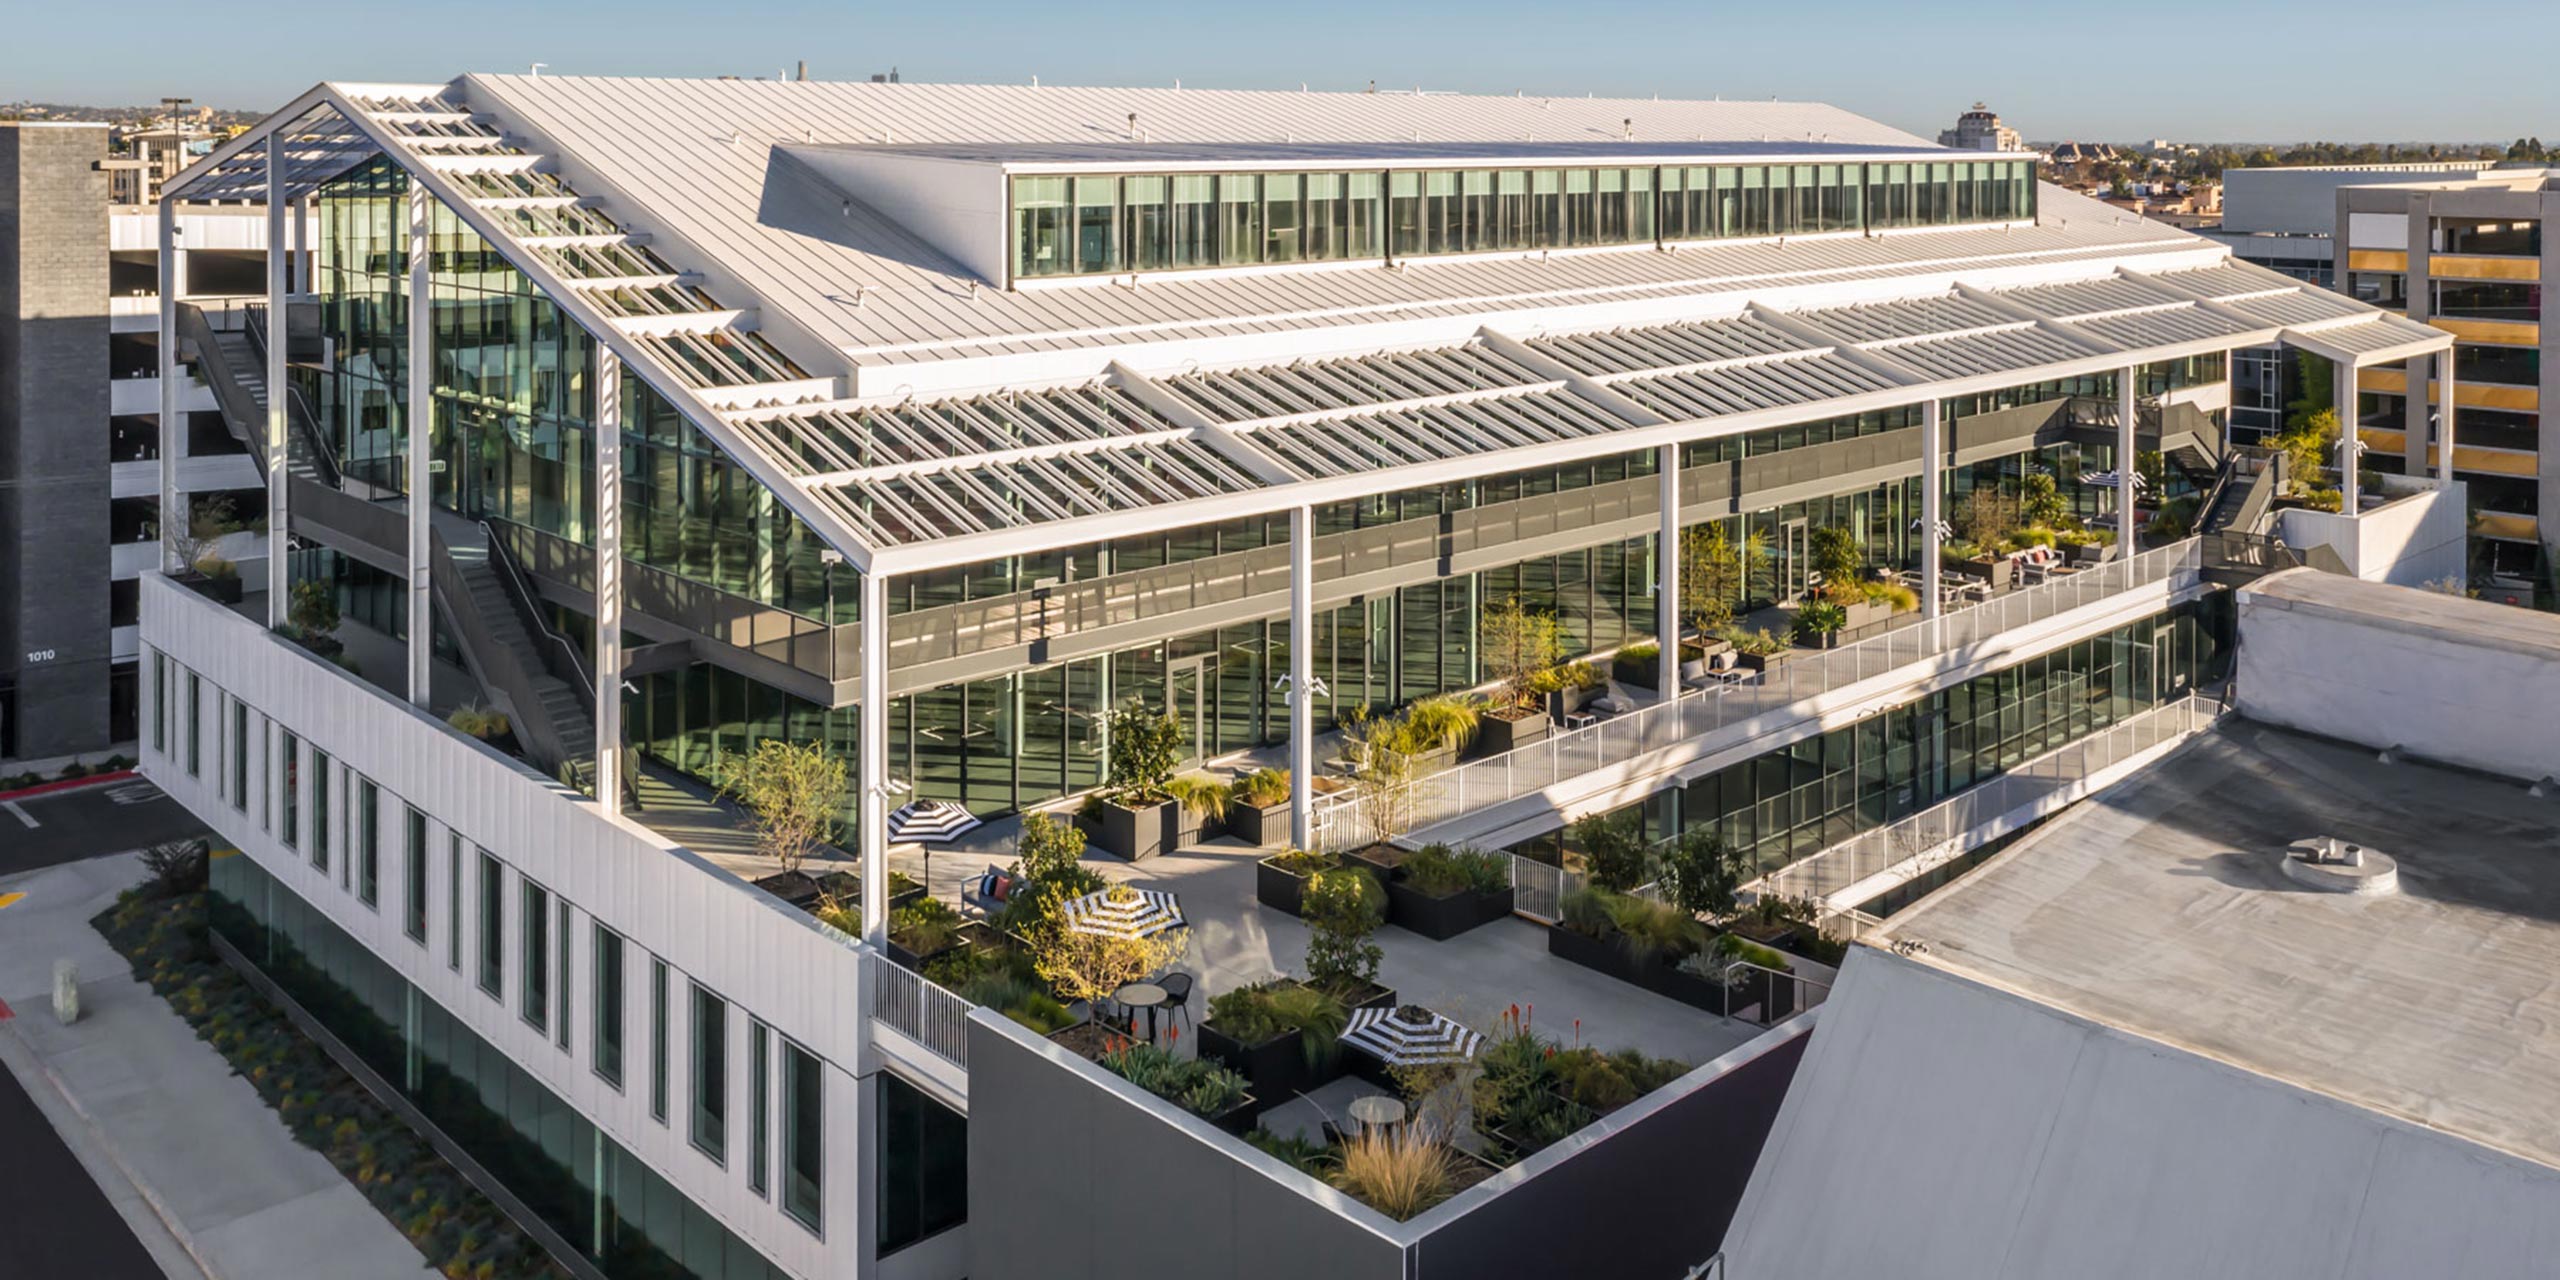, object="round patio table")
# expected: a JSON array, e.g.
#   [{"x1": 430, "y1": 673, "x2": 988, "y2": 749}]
[
  {"x1": 1115, "y1": 982, "x2": 1168, "y2": 1042},
  {"x1": 1347, "y1": 1095, "x2": 1406, "y2": 1133}
]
